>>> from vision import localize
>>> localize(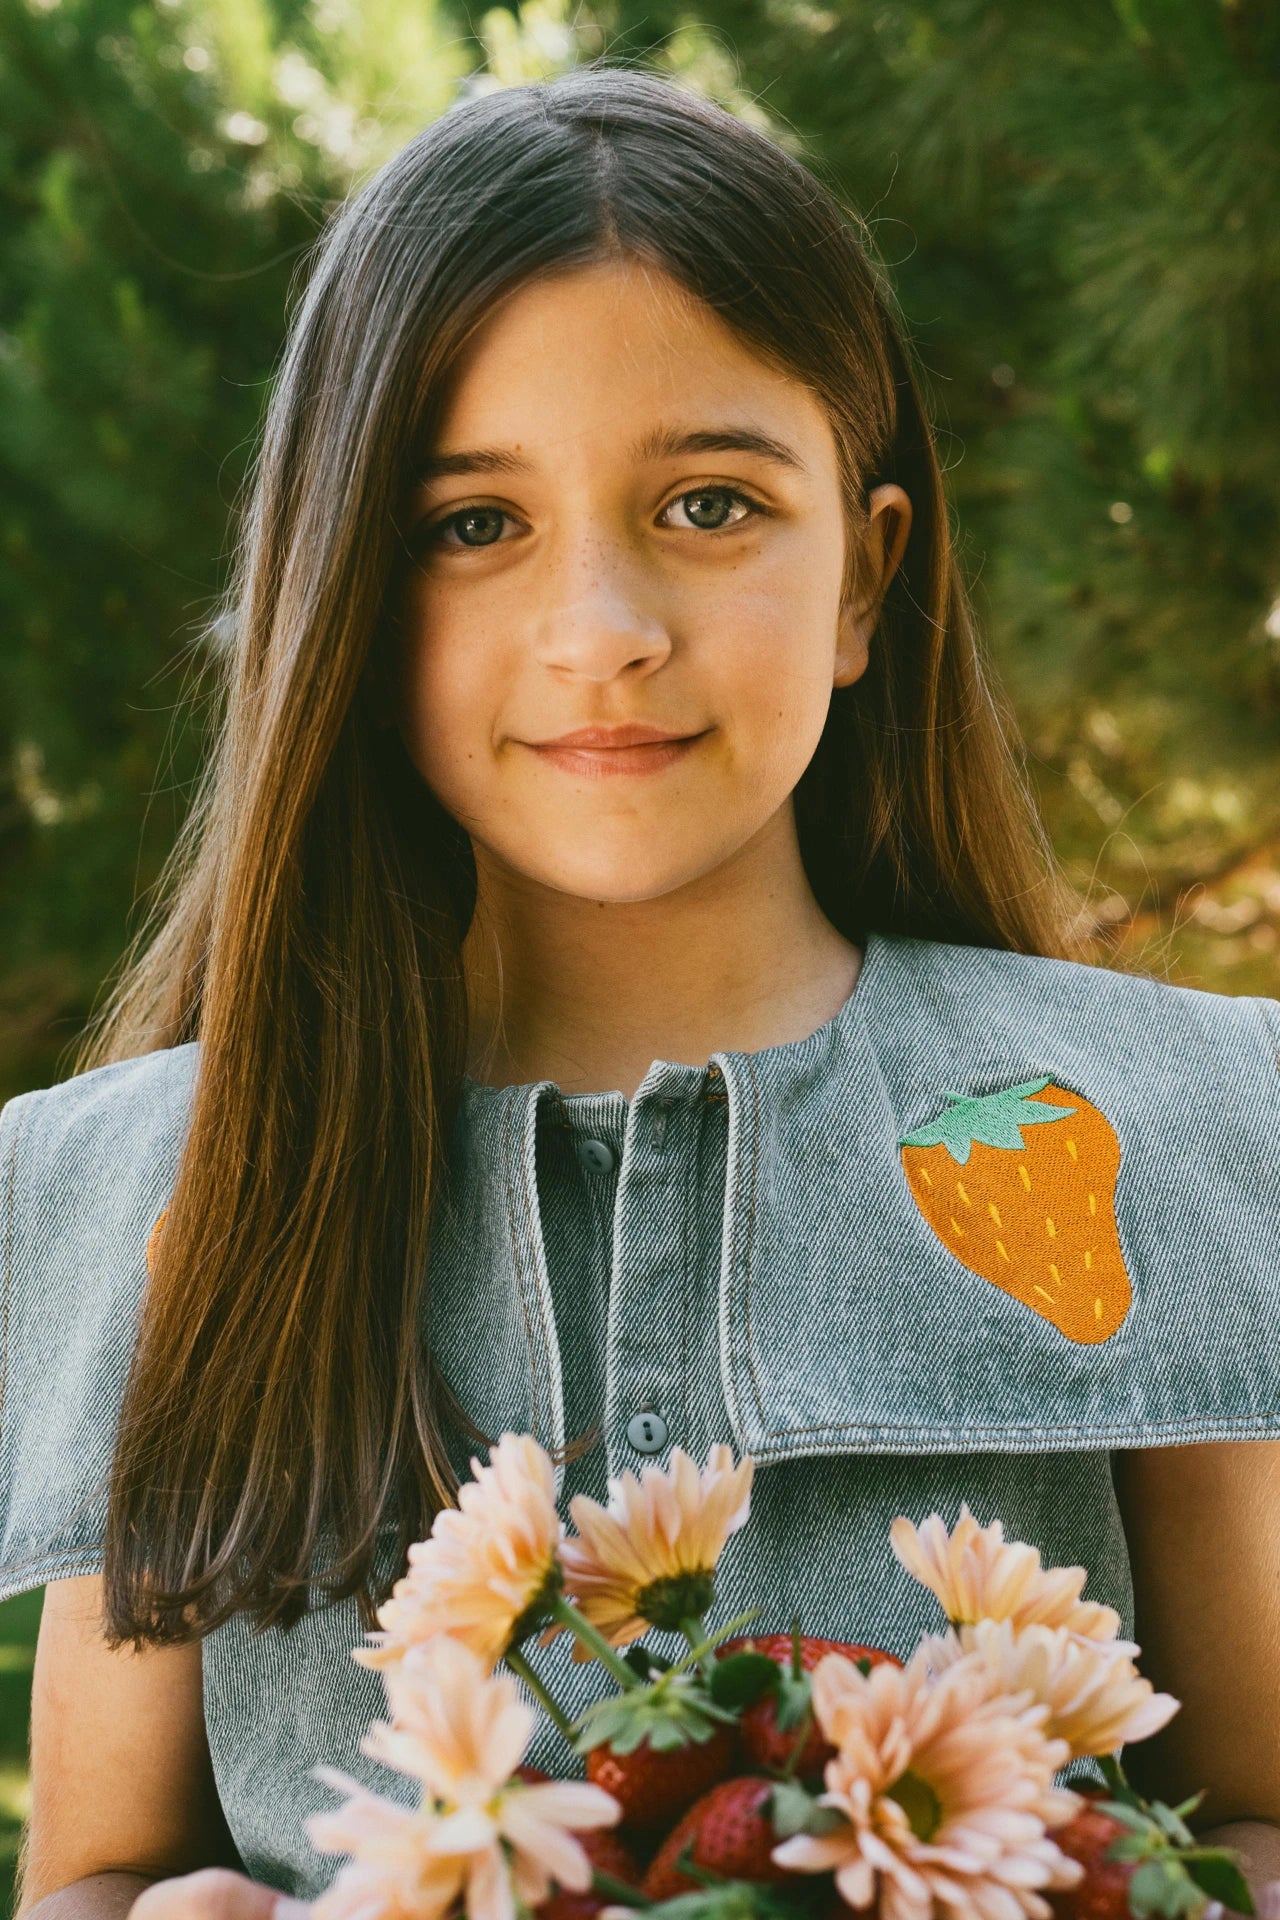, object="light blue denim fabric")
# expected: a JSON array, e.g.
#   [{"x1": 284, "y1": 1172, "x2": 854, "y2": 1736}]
[{"x1": 2, "y1": 930, "x2": 1278, "y2": 1897}]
